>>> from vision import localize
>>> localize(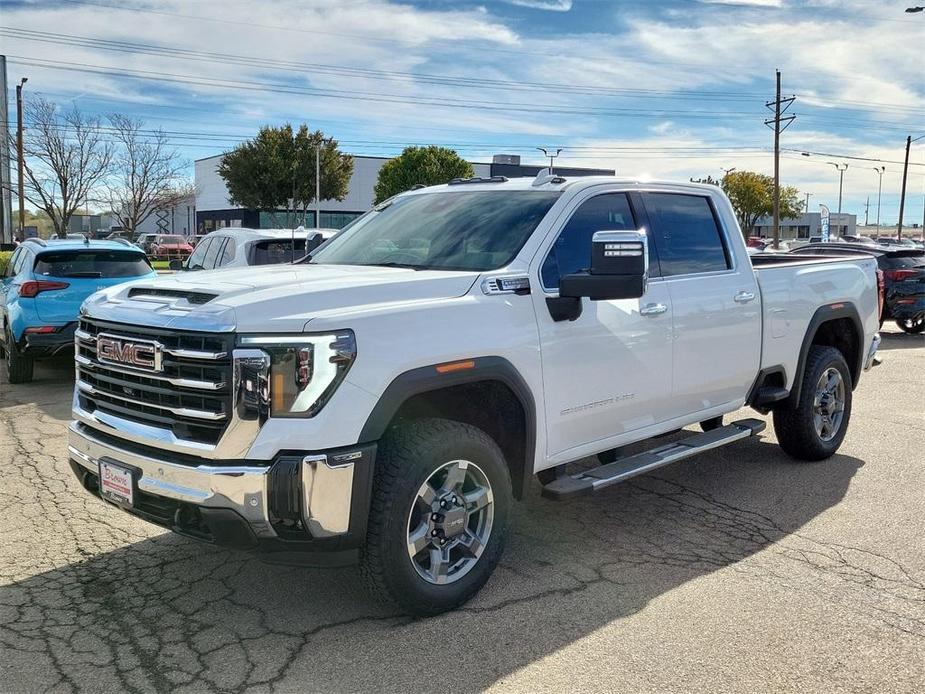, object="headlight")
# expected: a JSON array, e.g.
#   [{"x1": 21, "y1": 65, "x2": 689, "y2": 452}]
[{"x1": 237, "y1": 331, "x2": 356, "y2": 418}]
